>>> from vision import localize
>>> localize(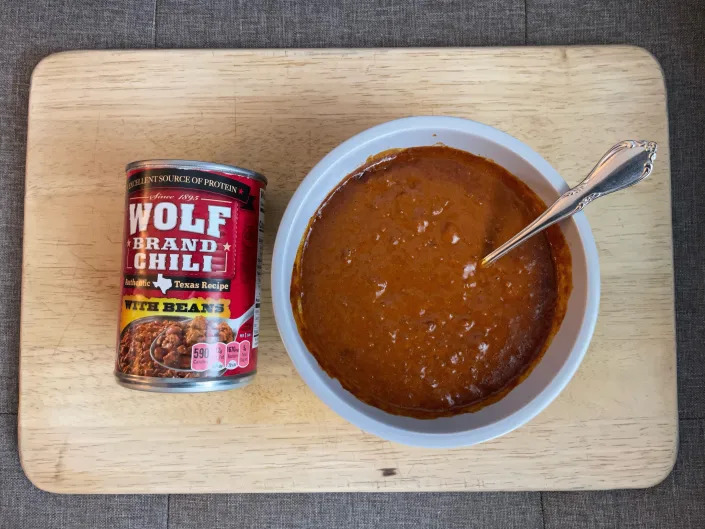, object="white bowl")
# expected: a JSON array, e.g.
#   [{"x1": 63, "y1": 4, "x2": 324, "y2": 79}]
[{"x1": 272, "y1": 116, "x2": 600, "y2": 448}]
